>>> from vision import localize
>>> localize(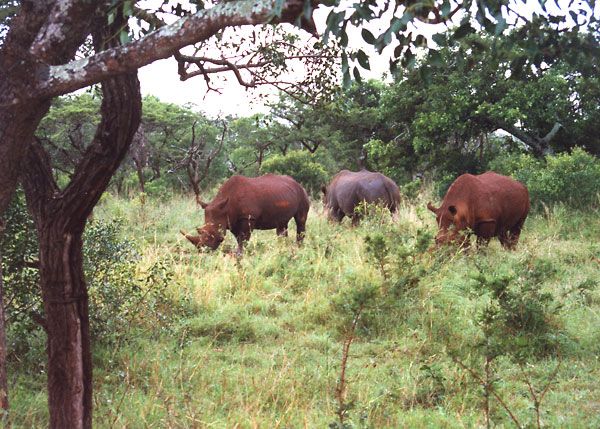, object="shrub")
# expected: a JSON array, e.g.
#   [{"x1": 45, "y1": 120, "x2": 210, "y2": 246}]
[
  {"x1": 261, "y1": 150, "x2": 329, "y2": 196},
  {"x1": 83, "y1": 219, "x2": 187, "y2": 342},
  {"x1": 489, "y1": 147, "x2": 600, "y2": 209},
  {"x1": 2, "y1": 195, "x2": 190, "y2": 364},
  {"x1": 1, "y1": 191, "x2": 43, "y2": 363},
  {"x1": 467, "y1": 256, "x2": 564, "y2": 359}
]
